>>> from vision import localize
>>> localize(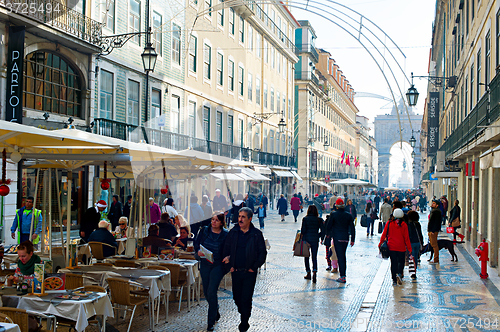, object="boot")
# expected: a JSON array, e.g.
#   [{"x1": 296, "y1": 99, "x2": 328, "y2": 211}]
[
  {"x1": 332, "y1": 268, "x2": 338, "y2": 273},
  {"x1": 312, "y1": 272, "x2": 317, "y2": 283},
  {"x1": 304, "y1": 272, "x2": 311, "y2": 280},
  {"x1": 459, "y1": 234, "x2": 465, "y2": 241}
]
